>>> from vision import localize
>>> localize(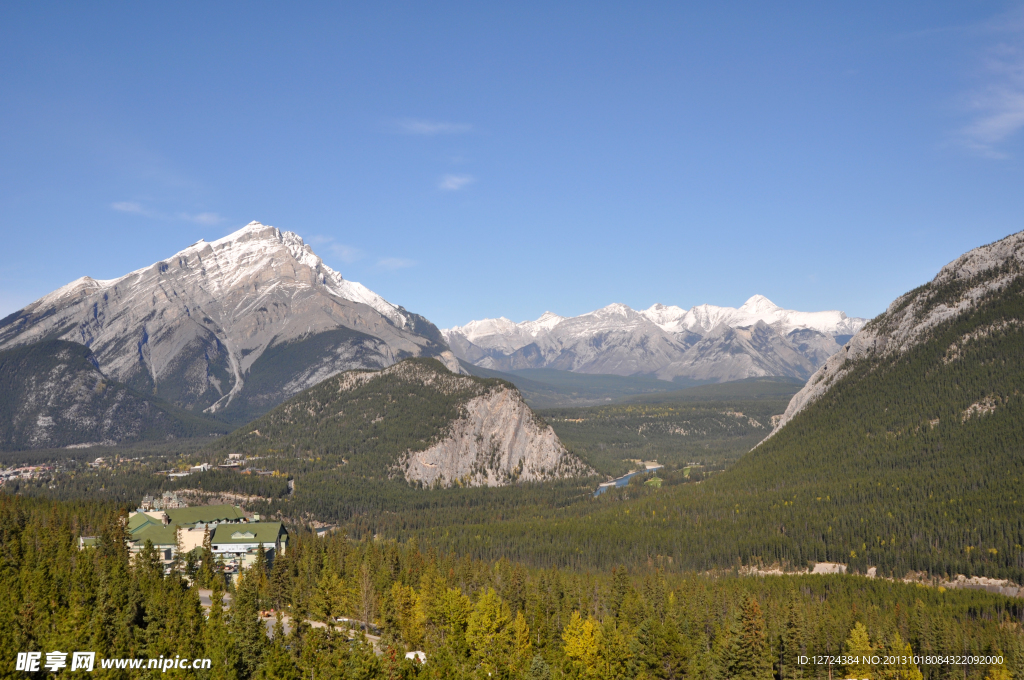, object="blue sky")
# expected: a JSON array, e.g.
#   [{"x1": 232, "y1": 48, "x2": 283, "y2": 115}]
[{"x1": 2, "y1": 3, "x2": 1023, "y2": 329}]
